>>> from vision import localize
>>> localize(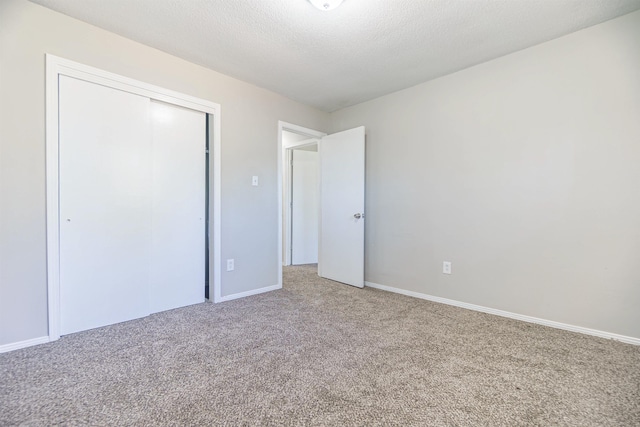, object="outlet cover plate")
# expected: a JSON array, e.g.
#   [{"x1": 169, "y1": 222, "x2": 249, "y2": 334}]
[{"x1": 443, "y1": 261, "x2": 451, "y2": 274}]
